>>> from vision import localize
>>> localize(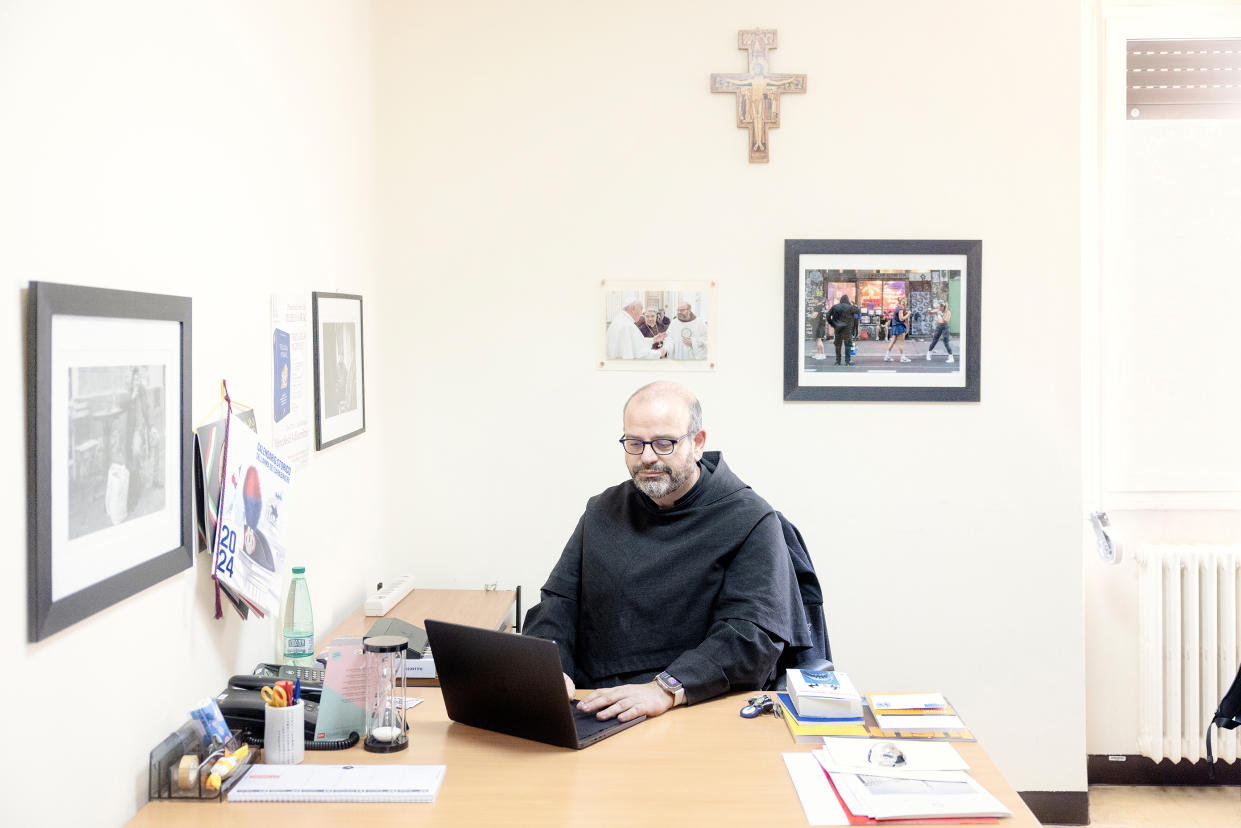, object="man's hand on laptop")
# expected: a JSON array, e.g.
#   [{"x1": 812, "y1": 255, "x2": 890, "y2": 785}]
[
  {"x1": 562, "y1": 672, "x2": 576, "y2": 699},
  {"x1": 576, "y1": 682, "x2": 674, "y2": 722}
]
